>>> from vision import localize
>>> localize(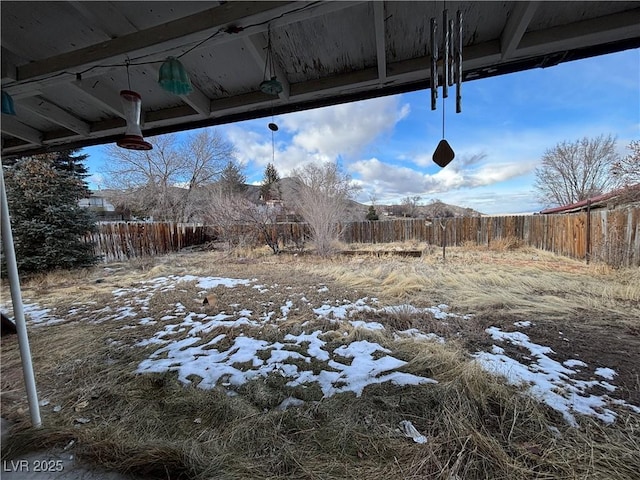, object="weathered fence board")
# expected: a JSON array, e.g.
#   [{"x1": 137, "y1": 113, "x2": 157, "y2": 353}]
[{"x1": 86, "y1": 222, "x2": 208, "y2": 262}]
